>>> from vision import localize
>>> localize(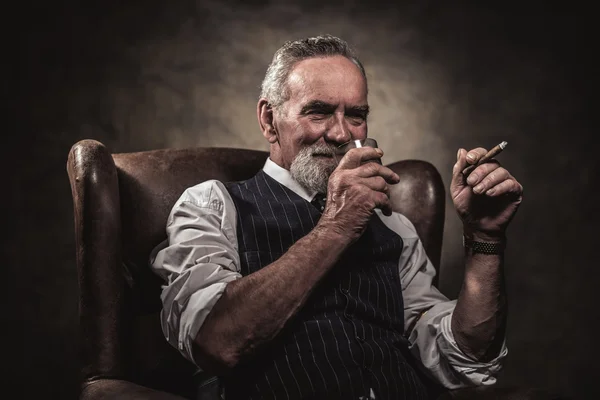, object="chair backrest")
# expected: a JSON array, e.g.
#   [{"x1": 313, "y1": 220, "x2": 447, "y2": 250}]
[{"x1": 67, "y1": 139, "x2": 445, "y2": 397}]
